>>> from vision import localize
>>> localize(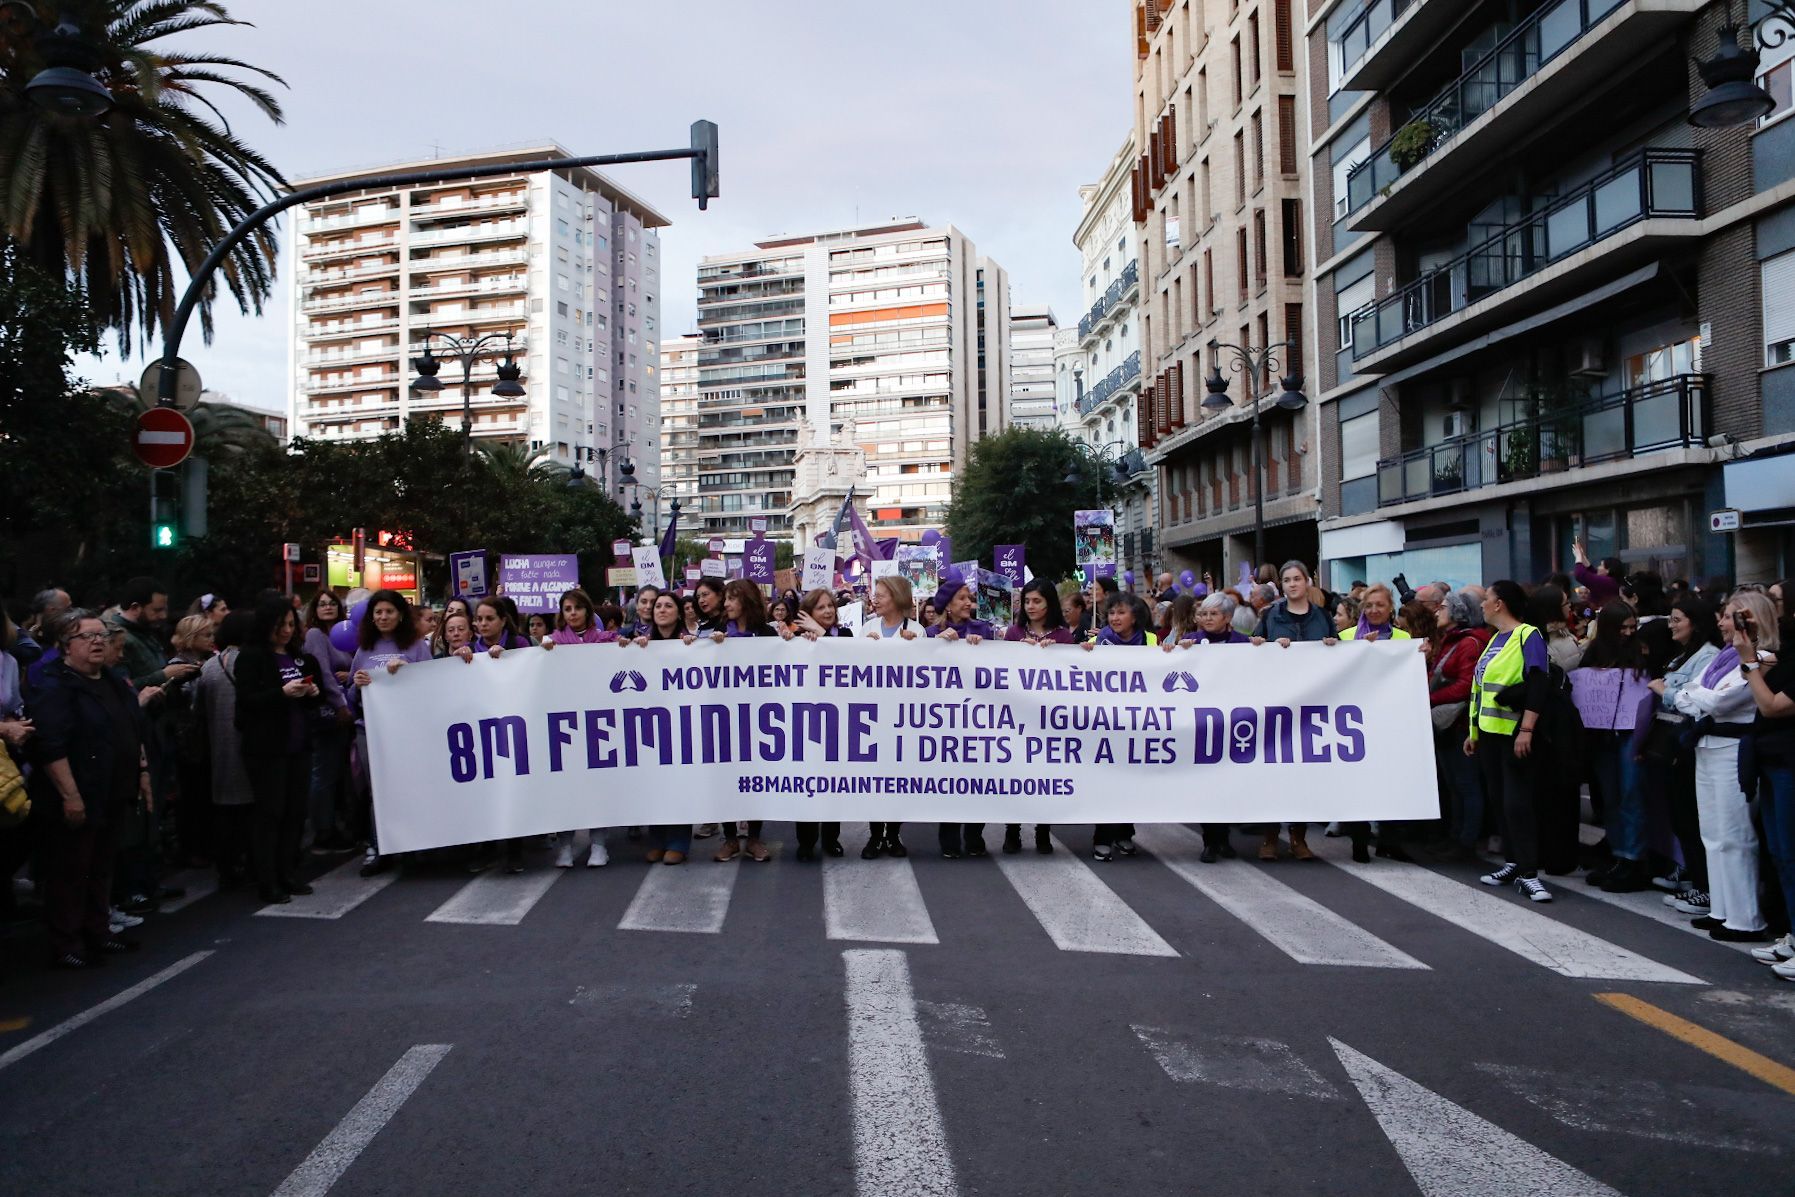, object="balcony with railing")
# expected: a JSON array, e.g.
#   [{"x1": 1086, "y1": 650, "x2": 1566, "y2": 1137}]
[
  {"x1": 1333, "y1": 0, "x2": 1480, "y2": 93},
  {"x1": 304, "y1": 232, "x2": 399, "y2": 261},
  {"x1": 300, "y1": 291, "x2": 400, "y2": 314},
  {"x1": 1350, "y1": 149, "x2": 1700, "y2": 369},
  {"x1": 409, "y1": 221, "x2": 528, "y2": 247},
  {"x1": 1076, "y1": 351, "x2": 1143, "y2": 418},
  {"x1": 1076, "y1": 260, "x2": 1139, "y2": 344},
  {"x1": 1343, "y1": 0, "x2": 1699, "y2": 232},
  {"x1": 1375, "y1": 374, "x2": 1707, "y2": 507}
]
